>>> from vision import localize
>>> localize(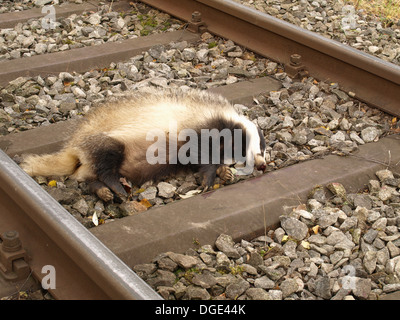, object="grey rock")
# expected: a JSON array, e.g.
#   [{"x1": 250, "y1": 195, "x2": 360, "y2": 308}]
[
  {"x1": 246, "y1": 288, "x2": 272, "y2": 300},
  {"x1": 138, "y1": 186, "x2": 157, "y2": 201},
  {"x1": 280, "y1": 278, "x2": 299, "y2": 298},
  {"x1": 225, "y1": 278, "x2": 250, "y2": 299},
  {"x1": 361, "y1": 127, "x2": 380, "y2": 143},
  {"x1": 378, "y1": 187, "x2": 393, "y2": 201},
  {"x1": 318, "y1": 212, "x2": 339, "y2": 228},
  {"x1": 147, "y1": 269, "x2": 176, "y2": 288},
  {"x1": 168, "y1": 252, "x2": 198, "y2": 269},
  {"x1": 72, "y1": 198, "x2": 89, "y2": 215},
  {"x1": 196, "y1": 48, "x2": 209, "y2": 62},
  {"x1": 216, "y1": 252, "x2": 231, "y2": 271},
  {"x1": 157, "y1": 182, "x2": 176, "y2": 198},
  {"x1": 363, "y1": 251, "x2": 377, "y2": 274},
  {"x1": 181, "y1": 48, "x2": 196, "y2": 61},
  {"x1": 383, "y1": 283, "x2": 400, "y2": 293},
  {"x1": 280, "y1": 216, "x2": 308, "y2": 240},
  {"x1": 261, "y1": 266, "x2": 285, "y2": 282},
  {"x1": 240, "y1": 263, "x2": 258, "y2": 275},
  {"x1": 132, "y1": 263, "x2": 157, "y2": 279},
  {"x1": 47, "y1": 187, "x2": 80, "y2": 204},
  {"x1": 314, "y1": 276, "x2": 331, "y2": 299},
  {"x1": 352, "y1": 278, "x2": 371, "y2": 300},
  {"x1": 191, "y1": 273, "x2": 217, "y2": 289},
  {"x1": 247, "y1": 252, "x2": 263, "y2": 268},
  {"x1": 363, "y1": 229, "x2": 378, "y2": 244},
  {"x1": 87, "y1": 13, "x2": 101, "y2": 25},
  {"x1": 34, "y1": 0, "x2": 52, "y2": 5},
  {"x1": 254, "y1": 276, "x2": 275, "y2": 289},
  {"x1": 326, "y1": 231, "x2": 355, "y2": 250},
  {"x1": 340, "y1": 216, "x2": 358, "y2": 232},
  {"x1": 34, "y1": 43, "x2": 47, "y2": 54},
  {"x1": 283, "y1": 240, "x2": 298, "y2": 259},
  {"x1": 215, "y1": 234, "x2": 240, "y2": 258},
  {"x1": 353, "y1": 194, "x2": 373, "y2": 209},
  {"x1": 184, "y1": 285, "x2": 210, "y2": 300},
  {"x1": 375, "y1": 169, "x2": 395, "y2": 182},
  {"x1": 59, "y1": 100, "x2": 77, "y2": 115}
]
